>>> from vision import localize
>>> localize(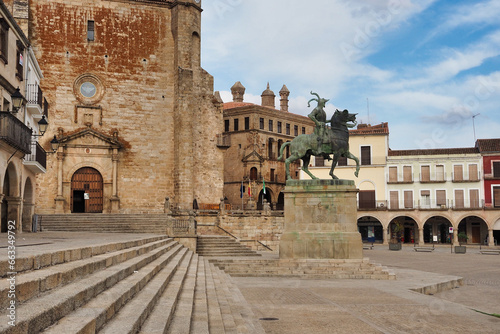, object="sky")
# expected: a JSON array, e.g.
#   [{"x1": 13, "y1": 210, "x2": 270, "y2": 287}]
[{"x1": 200, "y1": 0, "x2": 500, "y2": 150}]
